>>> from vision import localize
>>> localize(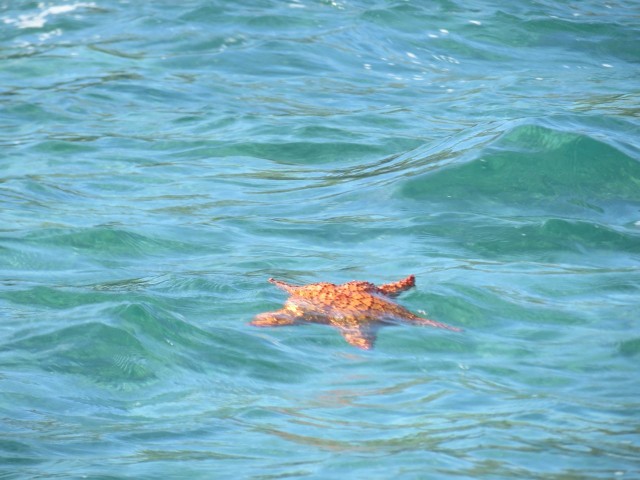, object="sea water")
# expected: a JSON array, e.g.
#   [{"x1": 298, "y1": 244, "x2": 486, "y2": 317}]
[{"x1": 1, "y1": 1, "x2": 639, "y2": 478}]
